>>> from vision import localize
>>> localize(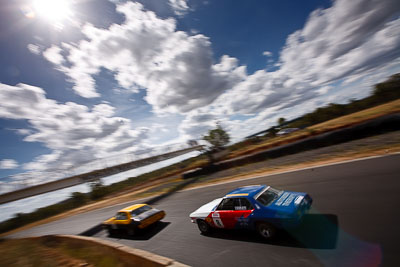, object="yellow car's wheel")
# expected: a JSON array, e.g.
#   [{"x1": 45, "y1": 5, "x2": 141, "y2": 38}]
[
  {"x1": 106, "y1": 226, "x2": 117, "y2": 236},
  {"x1": 127, "y1": 227, "x2": 135, "y2": 236}
]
